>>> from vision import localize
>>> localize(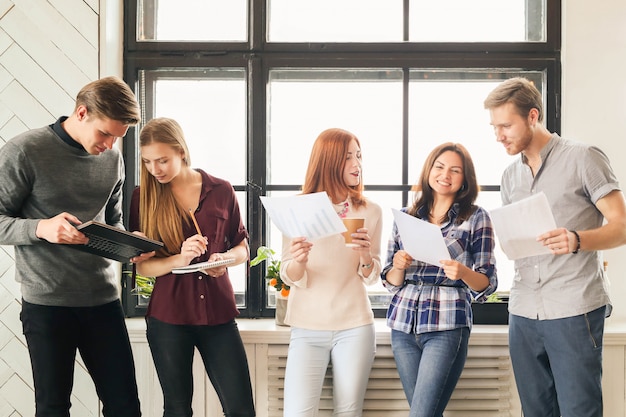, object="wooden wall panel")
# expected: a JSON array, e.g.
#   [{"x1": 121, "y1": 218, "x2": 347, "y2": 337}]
[
  {"x1": 0, "y1": 44, "x2": 73, "y2": 119},
  {"x1": 11, "y1": 0, "x2": 97, "y2": 77},
  {"x1": 0, "y1": 0, "x2": 100, "y2": 415},
  {"x1": 0, "y1": 4, "x2": 93, "y2": 97}
]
